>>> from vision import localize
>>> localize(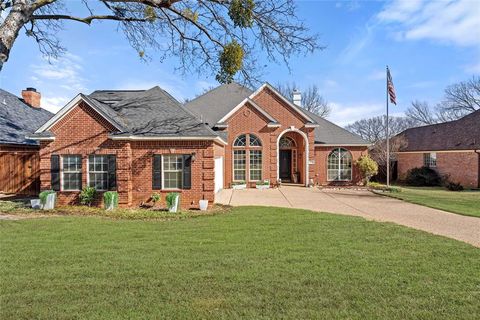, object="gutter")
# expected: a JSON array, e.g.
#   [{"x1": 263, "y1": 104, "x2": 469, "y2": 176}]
[{"x1": 108, "y1": 134, "x2": 228, "y2": 145}]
